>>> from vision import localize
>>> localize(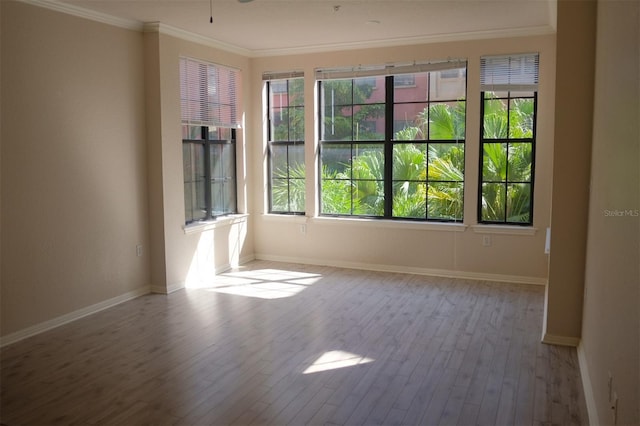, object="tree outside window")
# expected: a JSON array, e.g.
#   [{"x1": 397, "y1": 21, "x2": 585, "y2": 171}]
[{"x1": 319, "y1": 67, "x2": 466, "y2": 221}]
